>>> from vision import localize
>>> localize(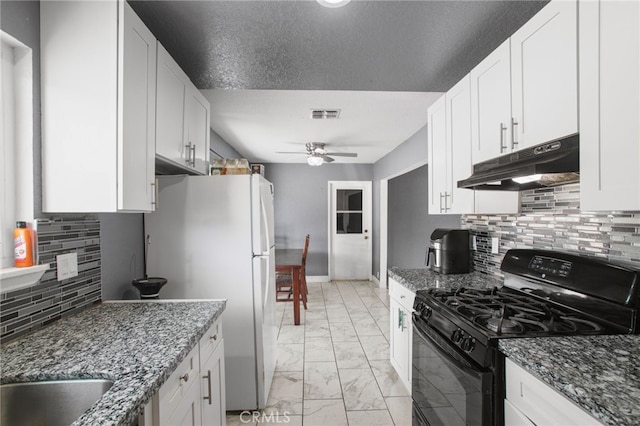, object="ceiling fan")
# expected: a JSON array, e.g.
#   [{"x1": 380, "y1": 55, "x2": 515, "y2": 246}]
[{"x1": 277, "y1": 143, "x2": 358, "y2": 166}]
